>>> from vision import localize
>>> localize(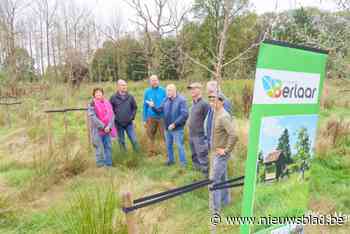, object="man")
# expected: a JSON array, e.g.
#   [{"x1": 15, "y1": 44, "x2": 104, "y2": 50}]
[
  {"x1": 146, "y1": 84, "x2": 189, "y2": 166},
  {"x1": 208, "y1": 93, "x2": 237, "y2": 213},
  {"x1": 206, "y1": 80, "x2": 232, "y2": 149},
  {"x1": 110, "y1": 79, "x2": 139, "y2": 151},
  {"x1": 143, "y1": 75, "x2": 167, "y2": 156},
  {"x1": 187, "y1": 82, "x2": 210, "y2": 176},
  {"x1": 206, "y1": 80, "x2": 232, "y2": 114}
]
